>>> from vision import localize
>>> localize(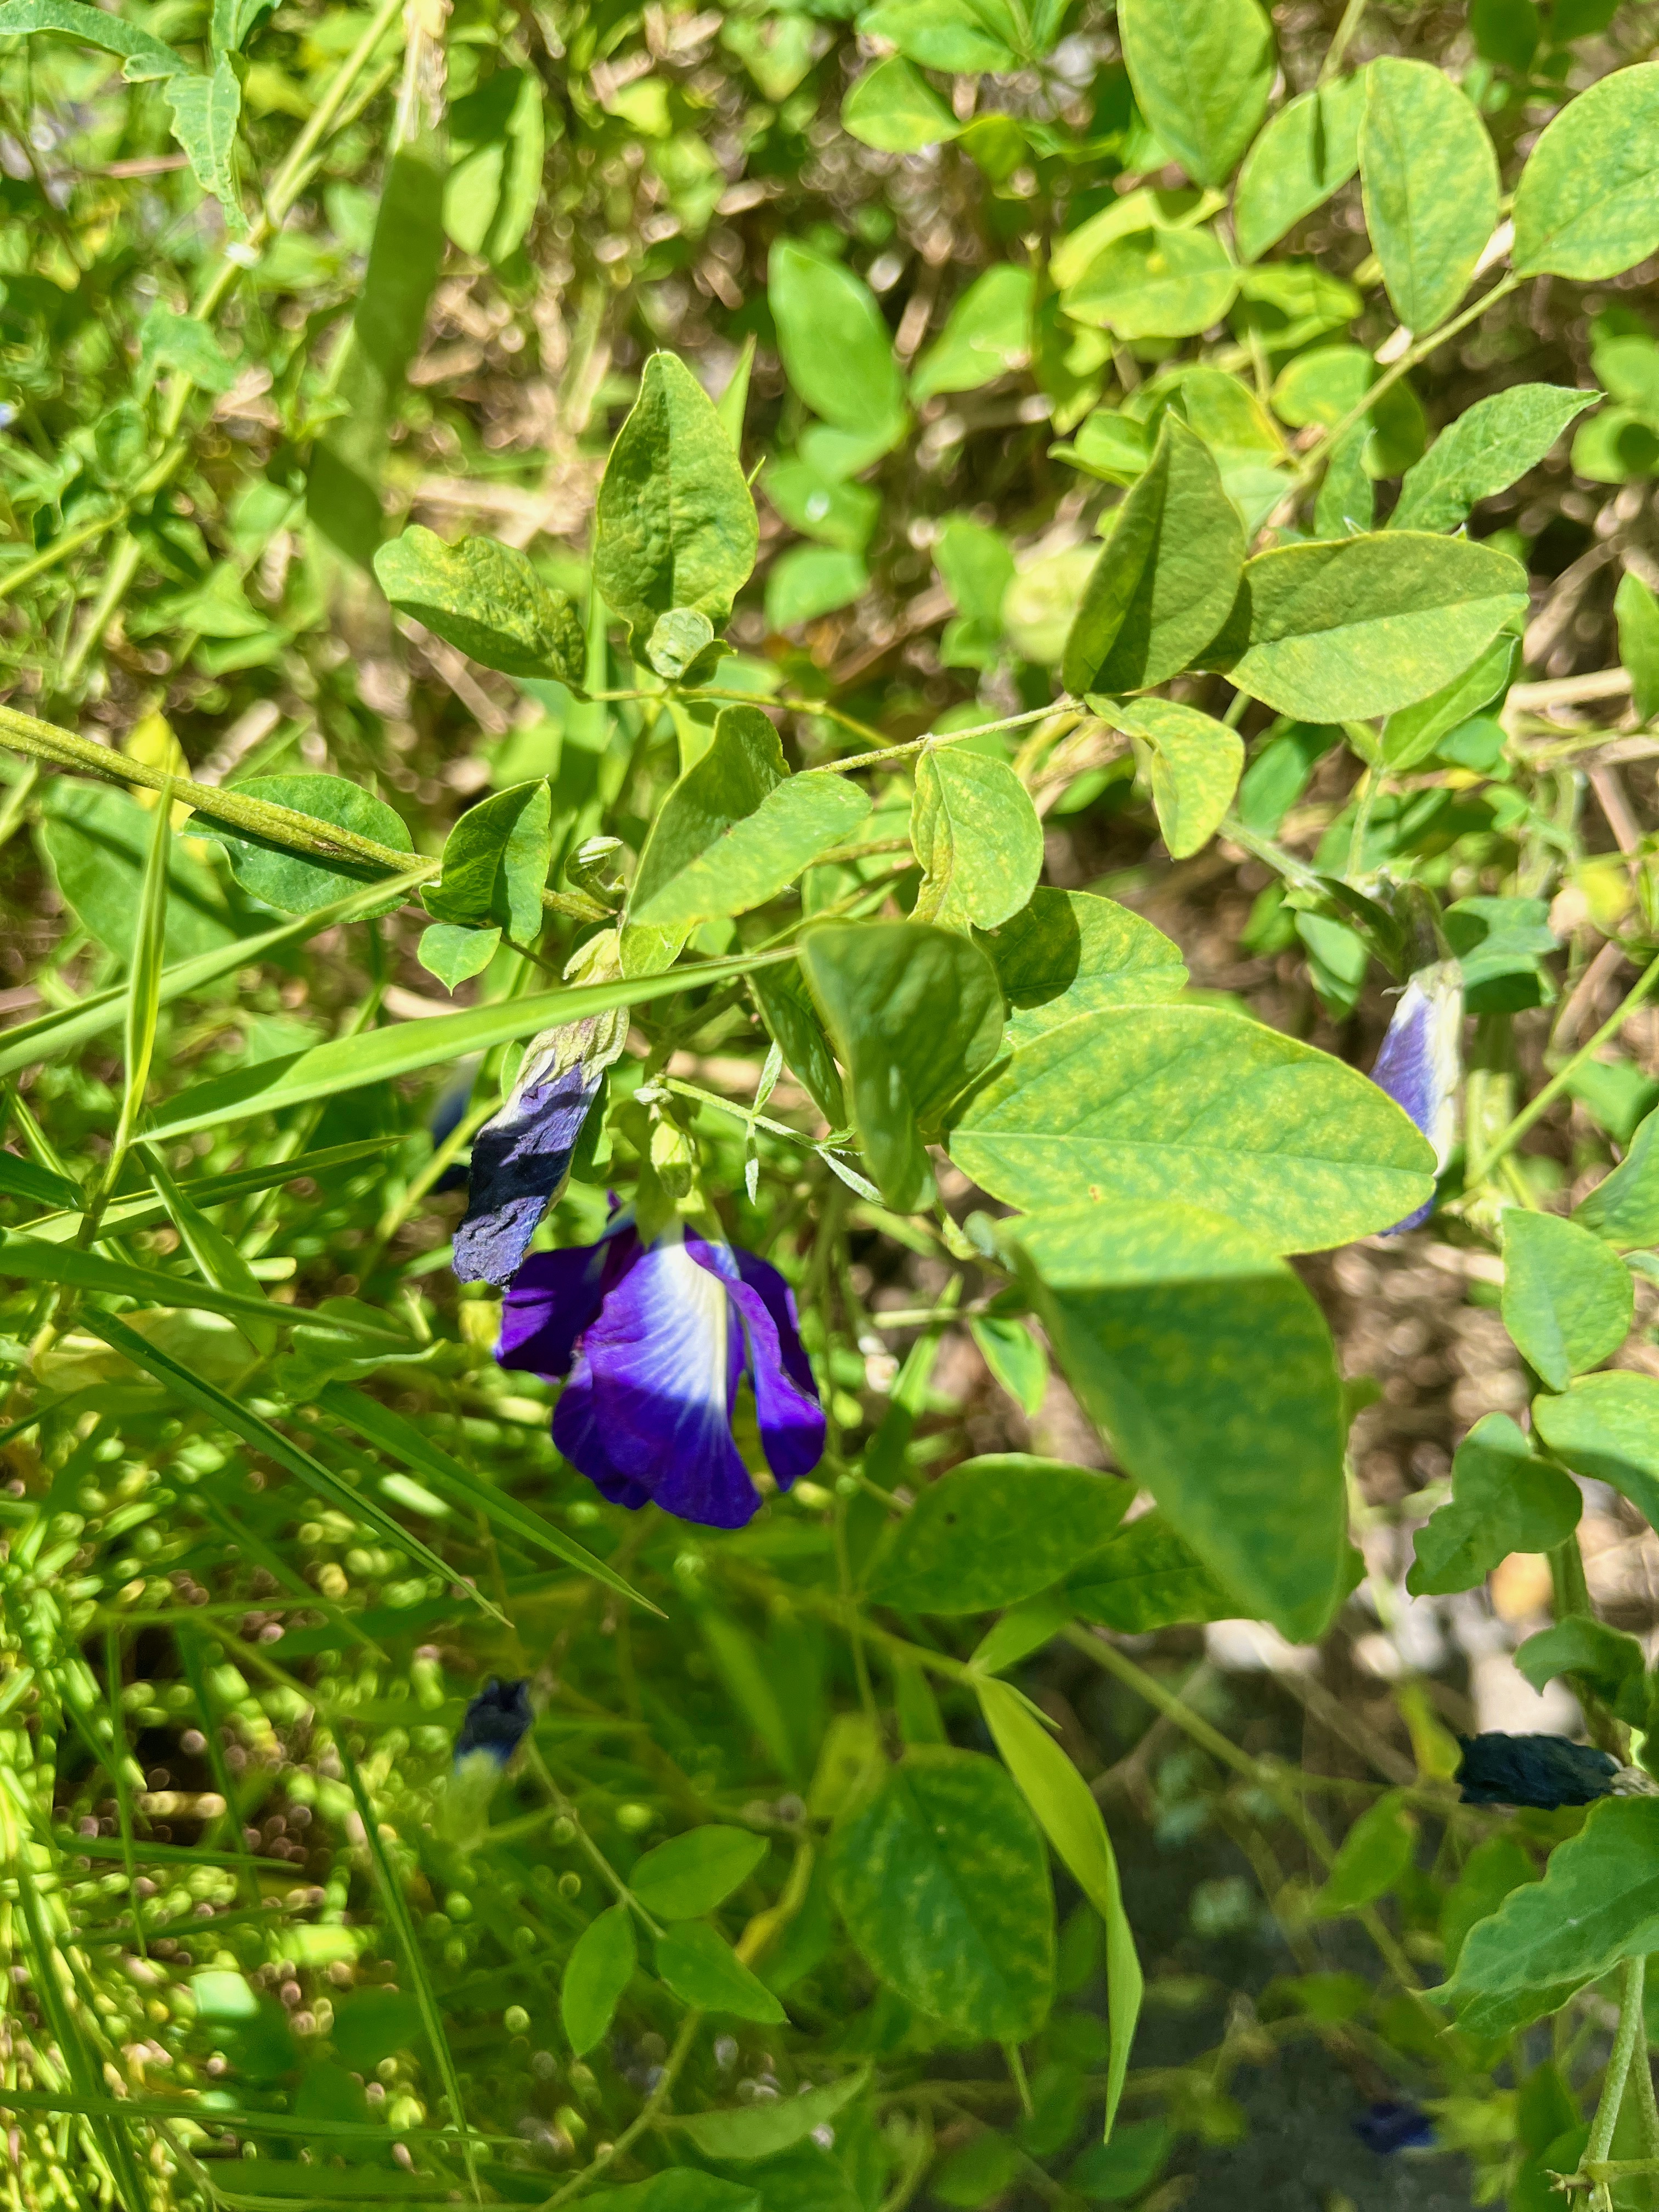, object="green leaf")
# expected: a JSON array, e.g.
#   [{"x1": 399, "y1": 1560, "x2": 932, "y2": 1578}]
[
  {"x1": 1442, "y1": 1798, "x2": 1659, "y2": 2033},
  {"x1": 1067, "y1": 2121, "x2": 1175, "y2": 2205},
  {"x1": 912, "y1": 268, "x2": 1034, "y2": 403},
  {"x1": 654, "y1": 1922, "x2": 786, "y2": 2023},
  {"x1": 39, "y1": 782, "x2": 236, "y2": 962},
  {"x1": 164, "y1": 58, "x2": 244, "y2": 231},
  {"x1": 750, "y1": 963, "x2": 846, "y2": 1128},
  {"x1": 1066, "y1": 1511, "x2": 1234, "y2": 1632},
  {"x1": 675, "y1": 2071, "x2": 868, "y2": 2160},
  {"x1": 138, "y1": 305, "x2": 236, "y2": 393},
  {"x1": 1103, "y1": 698, "x2": 1243, "y2": 860},
  {"x1": 854, "y1": 0, "x2": 1019, "y2": 75},
  {"x1": 1616, "y1": 570, "x2": 1659, "y2": 724},
  {"x1": 418, "y1": 922, "x2": 500, "y2": 990},
  {"x1": 1359, "y1": 59, "x2": 1498, "y2": 335},
  {"x1": 0, "y1": 0, "x2": 185, "y2": 78},
  {"x1": 1440, "y1": 1836, "x2": 1538, "y2": 1977},
  {"x1": 869, "y1": 1456, "x2": 1131, "y2": 1613},
  {"x1": 768, "y1": 242, "x2": 906, "y2": 448},
  {"x1": 1513, "y1": 63, "x2": 1659, "y2": 280},
  {"x1": 199, "y1": 774, "x2": 415, "y2": 919},
  {"x1": 842, "y1": 57, "x2": 960, "y2": 153},
  {"x1": 980, "y1": 888, "x2": 1187, "y2": 1048},
  {"x1": 0, "y1": 1230, "x2": 373, "y2": 1338},
  {"x1": 799, "y1": 922, "x2": 1005, "y2": 1213},
  {"x1": 1406, "y1": 1413, "x2": 1582, "y2": 1597},
  {"x1": 560, "y1": 1905, "x2": 636, "y2": 2056},
  {"x1": 423, "y1": 780, "x2": 552, "y2": 940},
  {"x1": 910, "y1": 747, "x2": 1043, "y2": 932},
  {"x1": 933, "y1": 2135, "x2": 1021, "y2": 2208},
  {"x1": 1576, "y1": 1104, "x2": 1659, "y2": 1246},
  {"x1": 629, "y1": 1827, "x2": 769, "y2": 1921},
  {"x1": 1060, "y1": 419, "x2": 1243, "y2": 697},
  {"x1": 715, "y1": 338, "x2": 755, "y2": 454},
  {"x1": 1002, "y1": 1203, "x2": 1349, "y2": 1642},
  {"x1": 1233, "y1": 78, "x2": 1365, "y2": 262},
  {"x1": 595, "y1": 353, "x2": 759, "y2": 640},
  {"x1": 1500, "y1": 1209, "x2": 1633, "y2": 1390},
  {"x1": 139, "y1": 944, "x2": 794, "y2": 1147},
  {"x1": 1116, "y1": 0, "x2": 1274, "y2": 187},
  {"x1": 1211, "y1": 533, "x2": 1529, "y2": 720},
  {"x1": 443, "y1": 69, "x2": 544, "y2": 262},
  {"x1": 1532, "y1": 1369, "x2": 1659, "y2": 1530},
  {"x1": 765, "y1": 546, "x2": 870, "y2": 631},
  {"x1": 765, "y1": 460, "x2": 878, "y2": 555},
  {"x1": 373, "y1": 527, "x2": 584, "y2": 684},
  {"x1": 829, "y1": 1748, "x2": 1056, "y2": 2043},
  {"x1": 969, "y1": 1316, "x2": 1049, "y2": 1417},
  {"x1": 1391, "y1": 386, "x2": 1596, "y2": 533},
  {"x1": 630, "y1": 708, "x2": 870, "y2": 929},
  {"x1": 1380, "y1": 633, "x2": 1516, "y2": 770},
  {"x1": 1515, "y1": 1618, "x2": 1645, "y2": 1707},
  {"x1": 1062, "y1": 225, "x2": 1239, "y2": 341},
  {"x1": 950, "y1": 1005, "x2": 1434, "y2": 1252},
  {"x1": 1311, "y1": 1792, "x2": 1415, "y2": 1916},
  {"x1": 977, "y1": 1680, "x2": 1141, "y2": 2137},
  {"x1": 0, "y1": 1152, "x2": 77, "y2": 1209}
]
